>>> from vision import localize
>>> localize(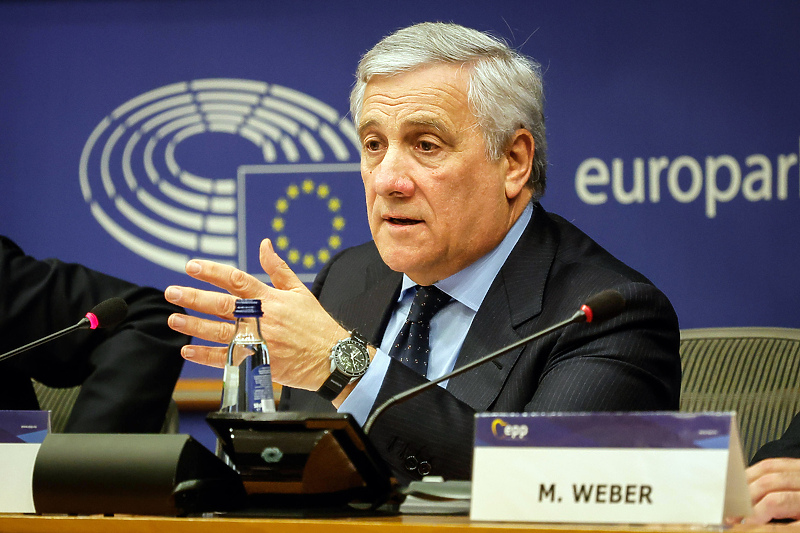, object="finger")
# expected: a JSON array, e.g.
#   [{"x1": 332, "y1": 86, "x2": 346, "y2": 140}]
[
  {"x1": 167, "y1": 313, "x2": 236, "y2": 346},
  {"x1": 181, "y1": 344, "x2": 228, "y2": 369},
  {"x1": 165, "y1": 285, "x2": 238, "y2": 320},
  {"x1": 260, "y1": 238, "x2": 306, "y2": 292},
  {"x1": 744, "y1": 490, "x2": 800, "y2": 525},
  {"x1": 185, "y1": 259, "x2": 271, "y2": 299},
  {"x1": 748, "y1": 458, "x2": 800, "y2": 484},
  {"x1": 752, "y1": 473, "x2": 800, "y2": 509}
]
